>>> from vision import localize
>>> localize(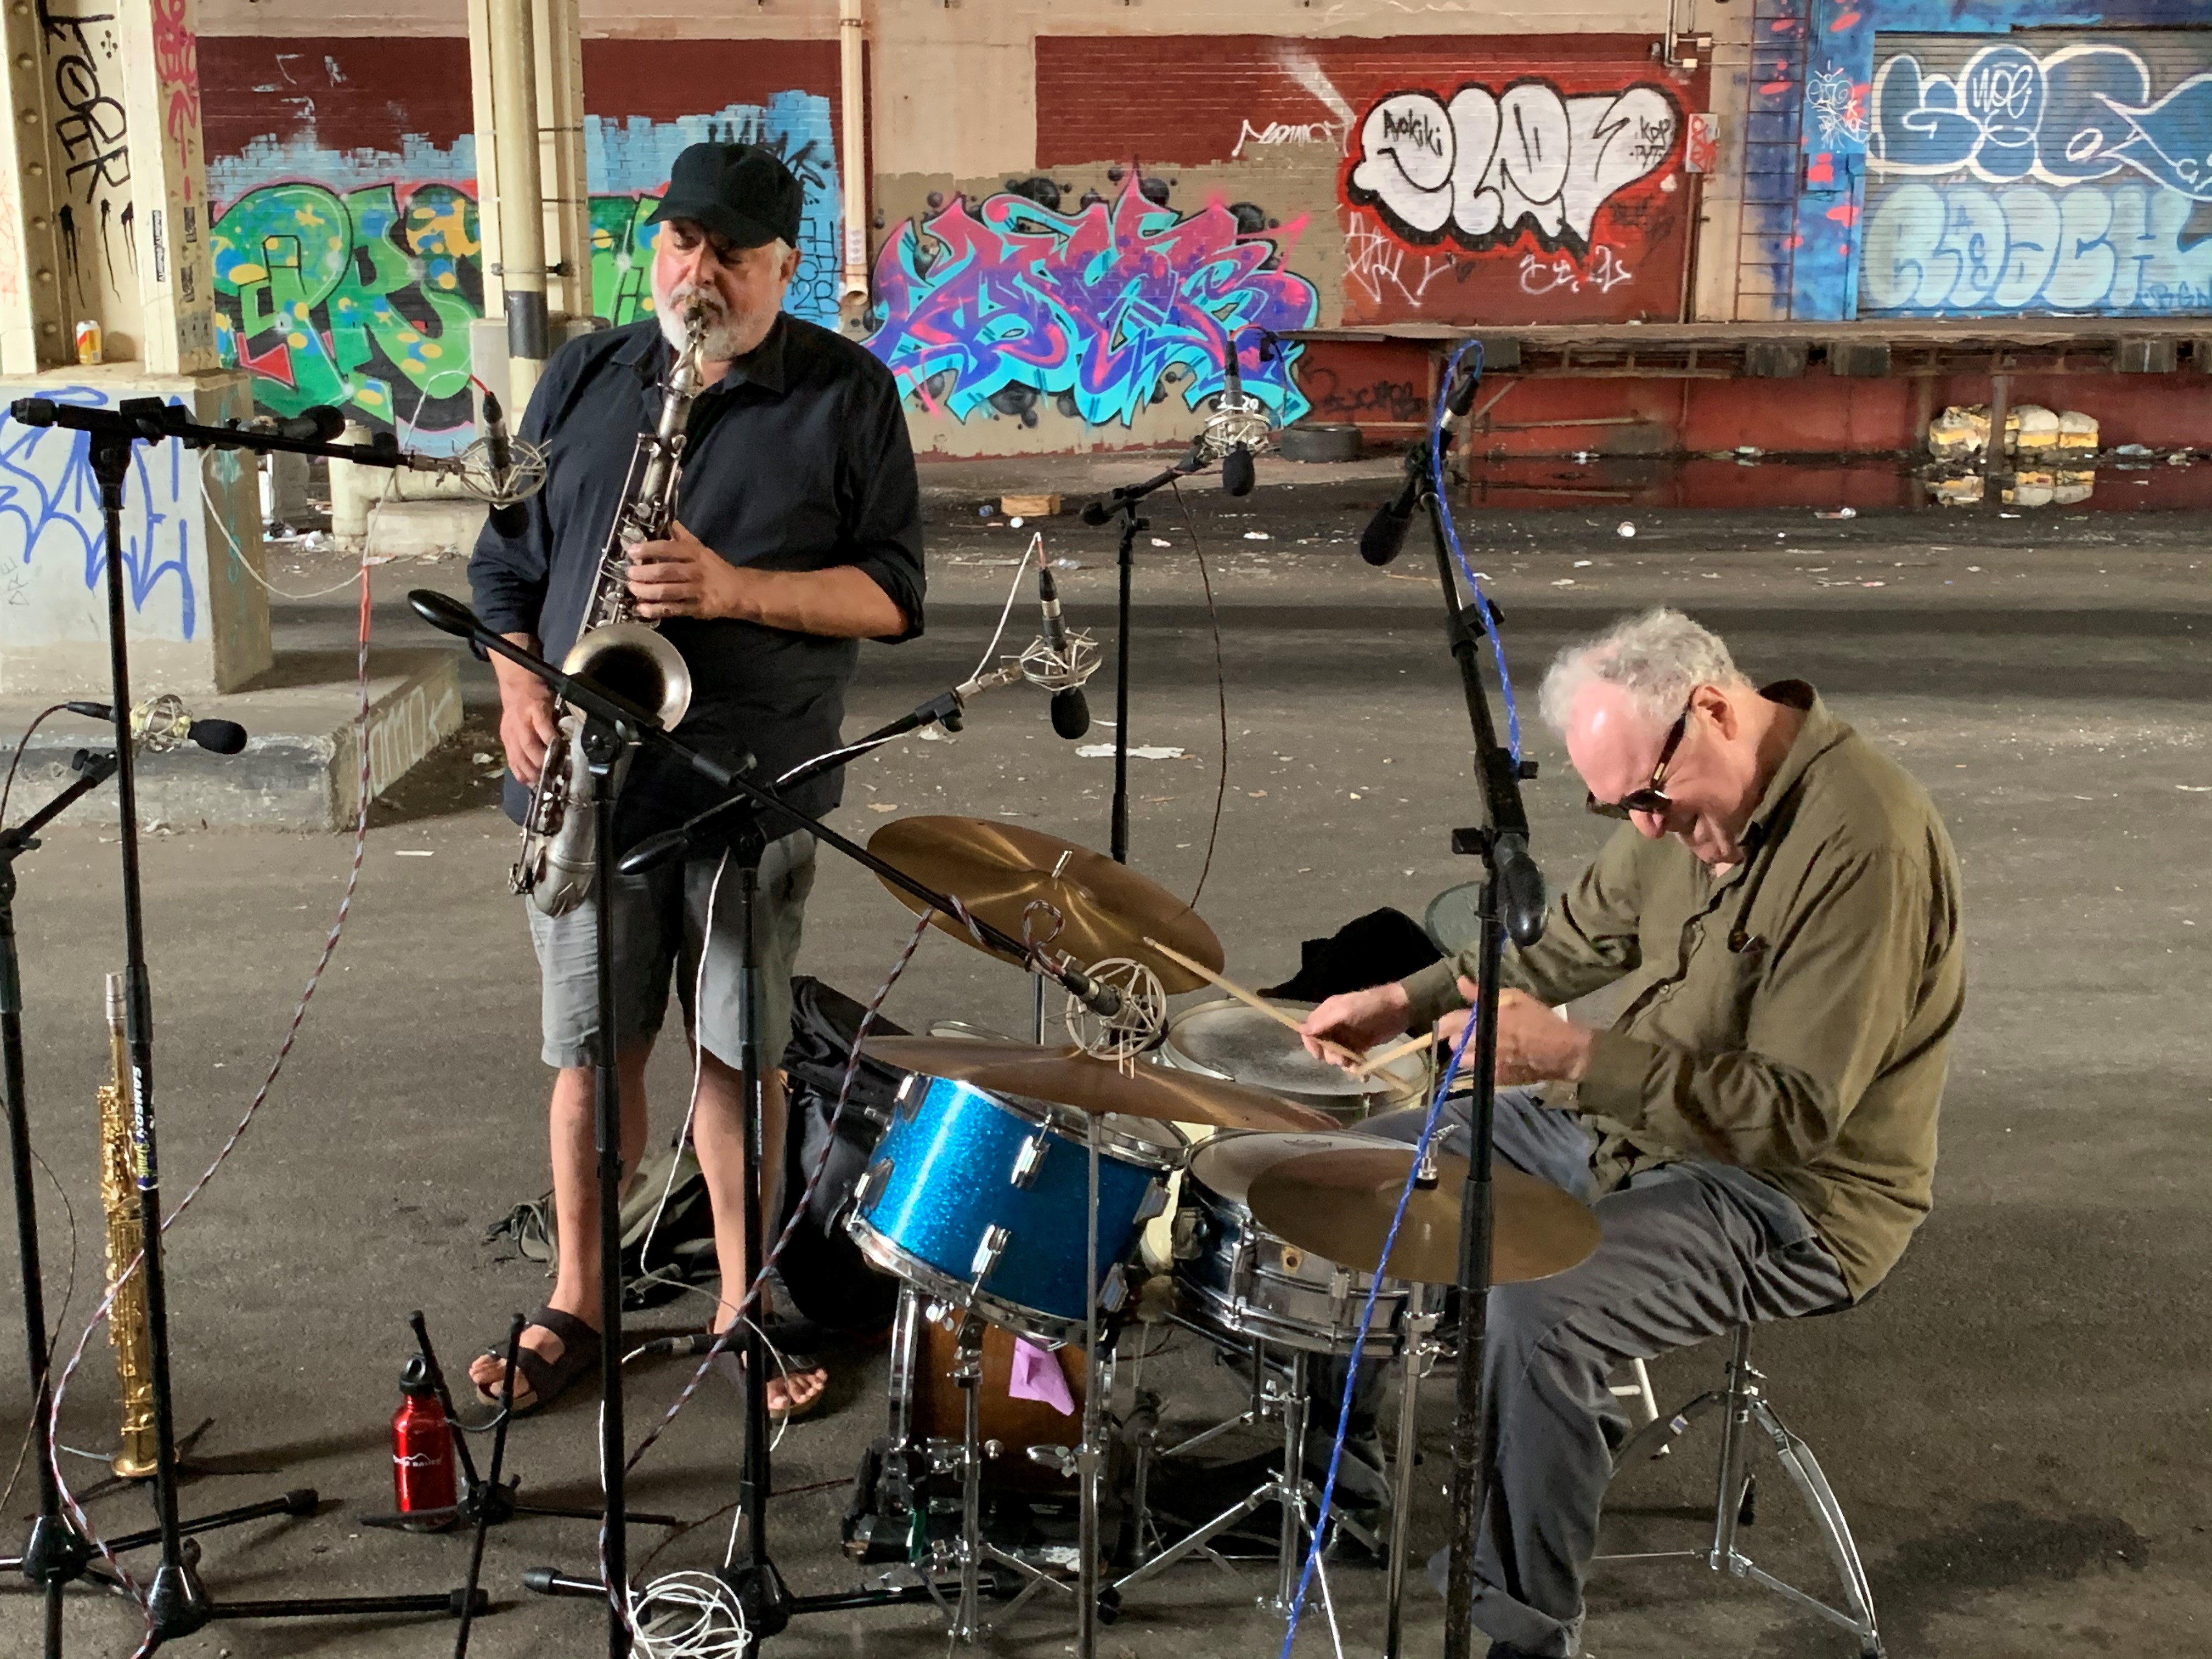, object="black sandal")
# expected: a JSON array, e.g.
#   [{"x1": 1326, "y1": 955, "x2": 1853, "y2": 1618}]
[{"x1": 473, "y1": 1306, "x2": 602, "y2": 1415}]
